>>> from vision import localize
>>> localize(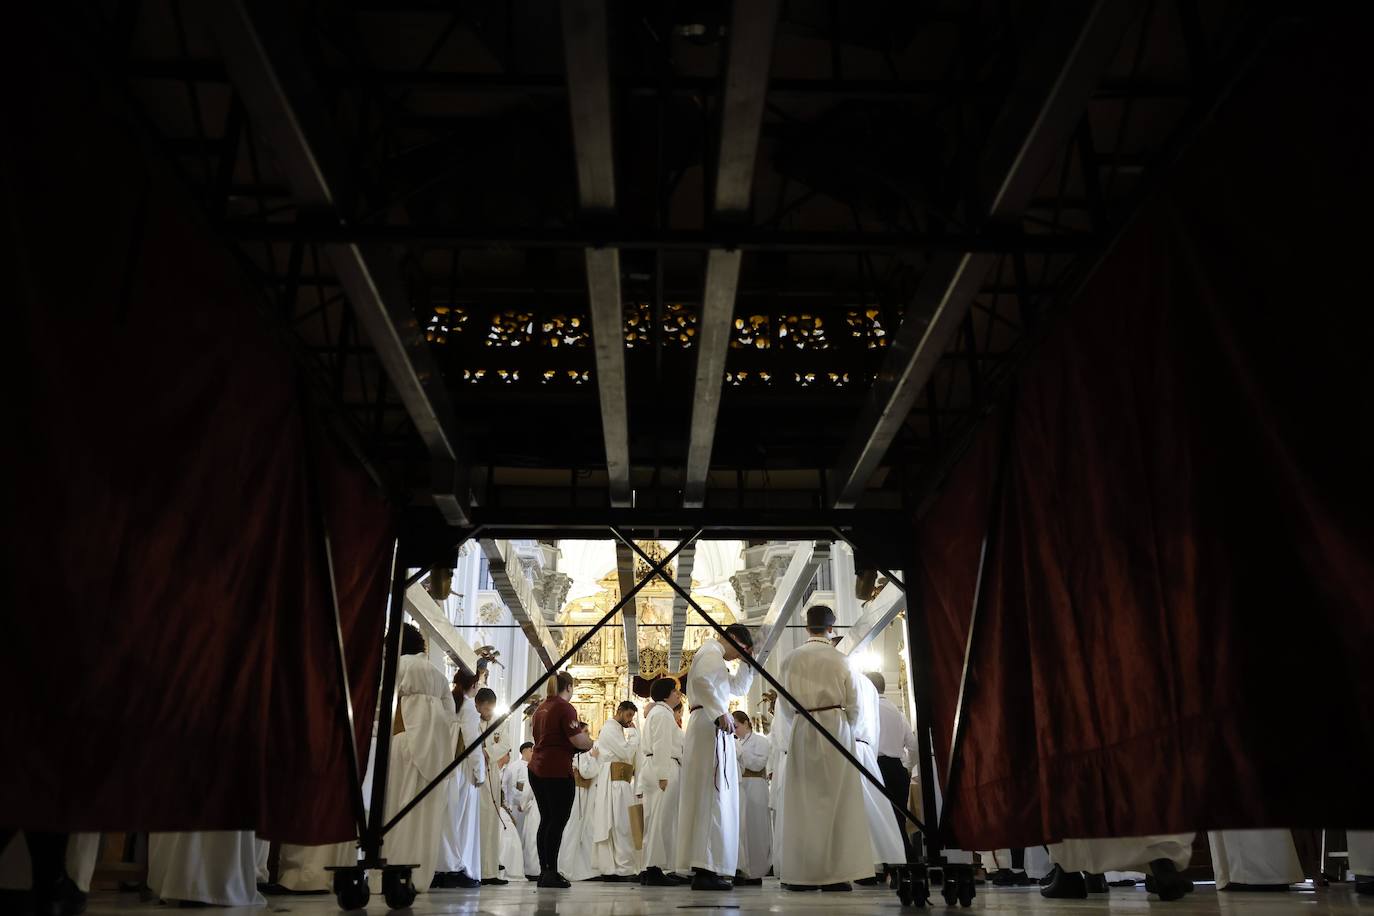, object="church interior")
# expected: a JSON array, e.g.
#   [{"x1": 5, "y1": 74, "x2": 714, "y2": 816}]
[{"x1": 4, "y1": 0, "x2": 1371, "y2": 914}]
